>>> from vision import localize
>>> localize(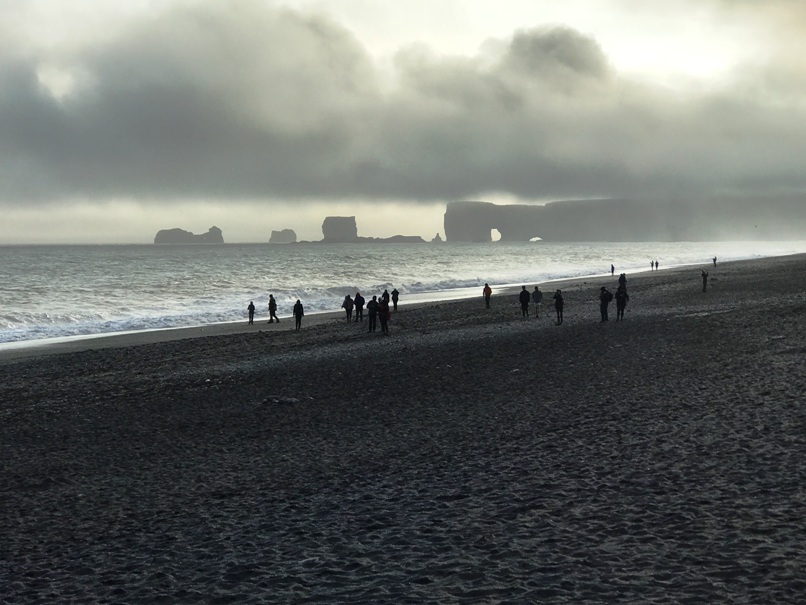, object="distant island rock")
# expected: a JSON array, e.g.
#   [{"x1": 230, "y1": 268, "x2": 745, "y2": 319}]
[
  {"x1": 443, "y1": 197, "x2": 806, "y2": 242},
  {"x1": 322, "y1": 216, "x2": 359, "y2": 243},
  {"x1": 431, "y1": 233, "x2": 444, "y2": 243},
  {"x1": 269, "y1": 229, "x2": 297, "y2": 244},
  {"x1": 320, "y1": 216, "x2": 425, "y2": 243},
  {"x1": 154, "y1": 226, "x2": 224, "y2": 244}
]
